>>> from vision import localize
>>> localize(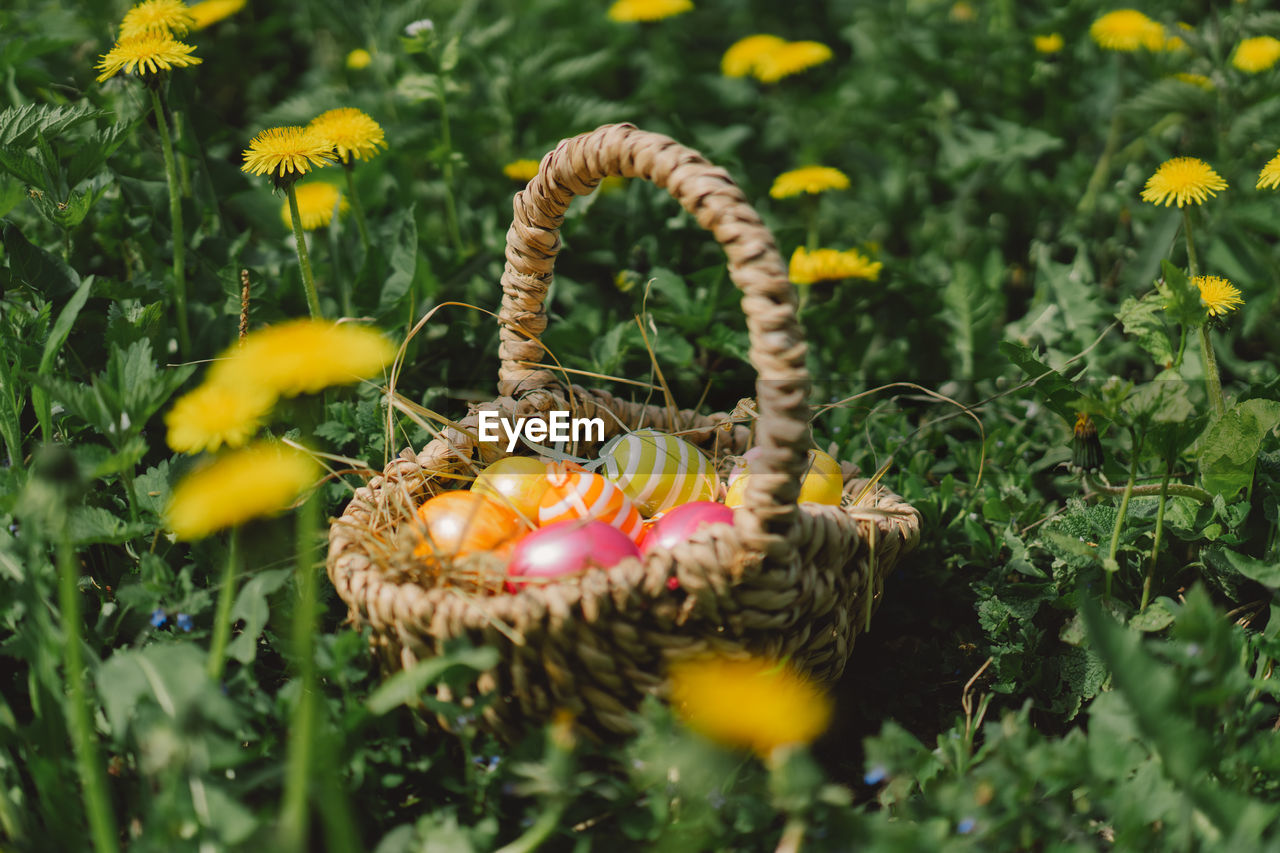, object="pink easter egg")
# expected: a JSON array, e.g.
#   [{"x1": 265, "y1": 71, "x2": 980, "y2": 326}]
[
  {"x1": 507, "y1": 519, "x2": 641, "y2": 586},
  {"x1": 639, "y1": 501, "x2": 735, "y2": 556}
]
